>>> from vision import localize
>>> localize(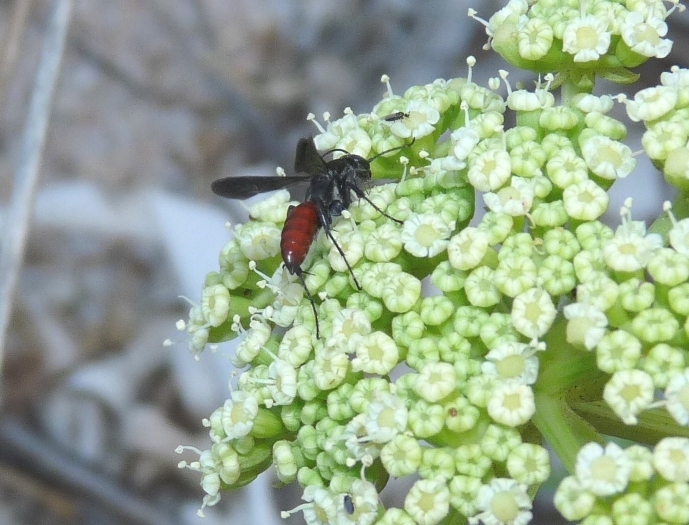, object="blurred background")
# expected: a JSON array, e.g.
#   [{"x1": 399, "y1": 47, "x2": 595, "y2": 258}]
[{"x1": 0, "y1": 1, "x2": 687, "y2": 524}]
